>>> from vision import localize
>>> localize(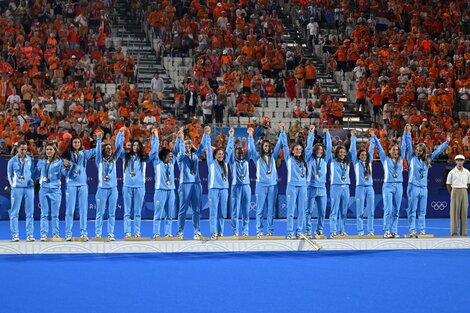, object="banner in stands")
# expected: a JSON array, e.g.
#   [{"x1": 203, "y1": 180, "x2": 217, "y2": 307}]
[{"x1": 0, "y1": 159, "x2": 460, "y2": 221}]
